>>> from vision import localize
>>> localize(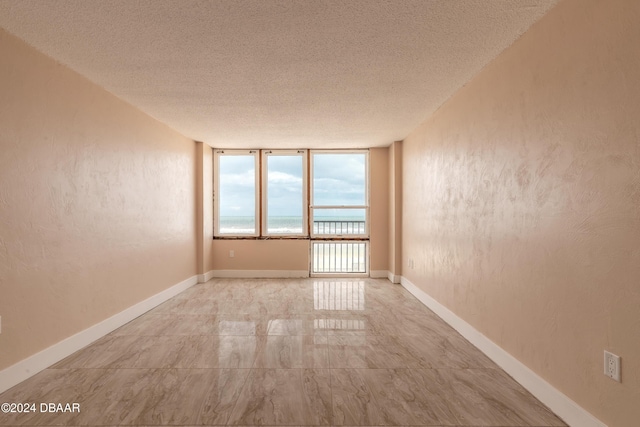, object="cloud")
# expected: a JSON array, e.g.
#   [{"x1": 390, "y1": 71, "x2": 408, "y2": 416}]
[
  {"x1": 312, "y1": 153, "x2": 366, "y2": 206},
  {"x1": 217, "y1": 152, "x2": 367, "y2": 218},
  {"x1": 266, "y1": 156, "x2": 304, "y2": 216},
  {"x1": 268, "y1": 170, "x2": 302, "y2": 185},
  {"x1": 218, "y1": 155, "x2": 256, "y2": 216}
]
